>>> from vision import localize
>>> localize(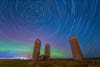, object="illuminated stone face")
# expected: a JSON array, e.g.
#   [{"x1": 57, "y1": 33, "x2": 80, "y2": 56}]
[
  {"x1": 70, "y1": 36, "x2": 83, "y2": 60},
  {"x1": 45, "y1": 43, "x2": 50, "y2": 60},
  {"x1": 33, "y1": 39, "x2": 41, "y2": 60}
]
